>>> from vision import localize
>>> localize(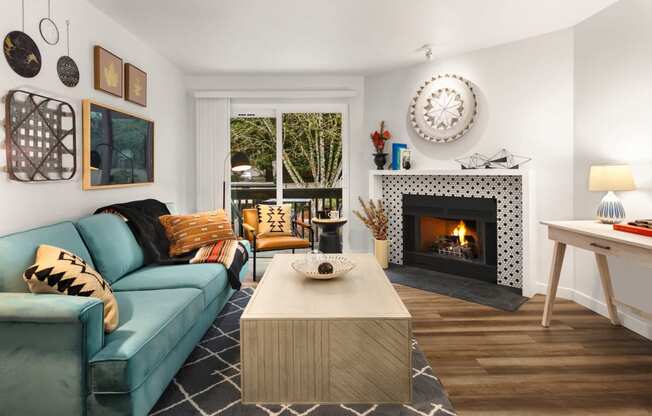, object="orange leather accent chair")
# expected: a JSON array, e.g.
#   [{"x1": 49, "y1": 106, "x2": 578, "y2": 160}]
[{"x1": 242, "y1": 208, "x2": 313, "y2": 280}]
